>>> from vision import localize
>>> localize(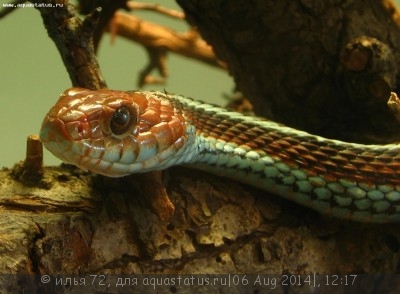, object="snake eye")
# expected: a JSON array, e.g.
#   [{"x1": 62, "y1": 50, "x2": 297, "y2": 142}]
[{"x1": 110, "y1": 106, "x2": 136, "y2": 136}]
